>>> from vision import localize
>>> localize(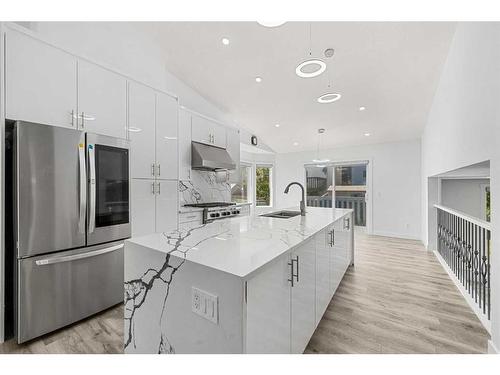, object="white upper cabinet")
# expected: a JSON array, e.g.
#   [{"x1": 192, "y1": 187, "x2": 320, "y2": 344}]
[
  {"x1": 5, "y1": 30, "x2": 77, "y2": 128},
  {"x1": 226, "y1": 127, "x2": 241, "y2": 183},
  {"x1": 128, "y1": 82, "x2": 156, "y2": 179},
  {"x1": 155, "y1": 92, "x2": 178, "y2": 180},
  {"x1": 77, "y1": 60, "x2": 127, "y2": 138},
  {"x1": 178, "y1": 109, "x2": 192, "y2": 180},
  {"x1": 192, "y1": 114, "x2": 226, "y2": 148}
]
